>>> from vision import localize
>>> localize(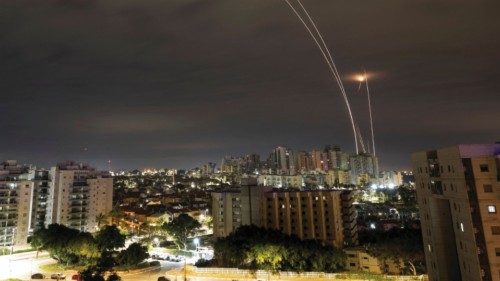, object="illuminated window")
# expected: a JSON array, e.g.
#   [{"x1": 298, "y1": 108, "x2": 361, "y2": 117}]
[
  {"x1": 488, "y1": 205, "x2": 496, "y2": 214},
  {"x1": 460, "y1": 223, "x2": 464, "y2": 232}
]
